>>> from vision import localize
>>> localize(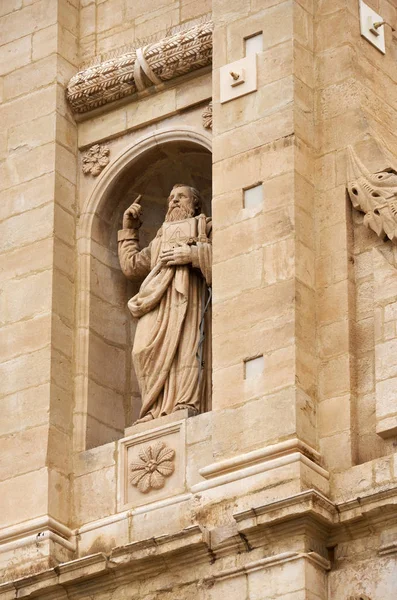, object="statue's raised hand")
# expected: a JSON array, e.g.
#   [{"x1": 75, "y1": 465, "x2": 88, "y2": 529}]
[{"x1": 123, "y1": 195, "x2": 143, "y2": 229}]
